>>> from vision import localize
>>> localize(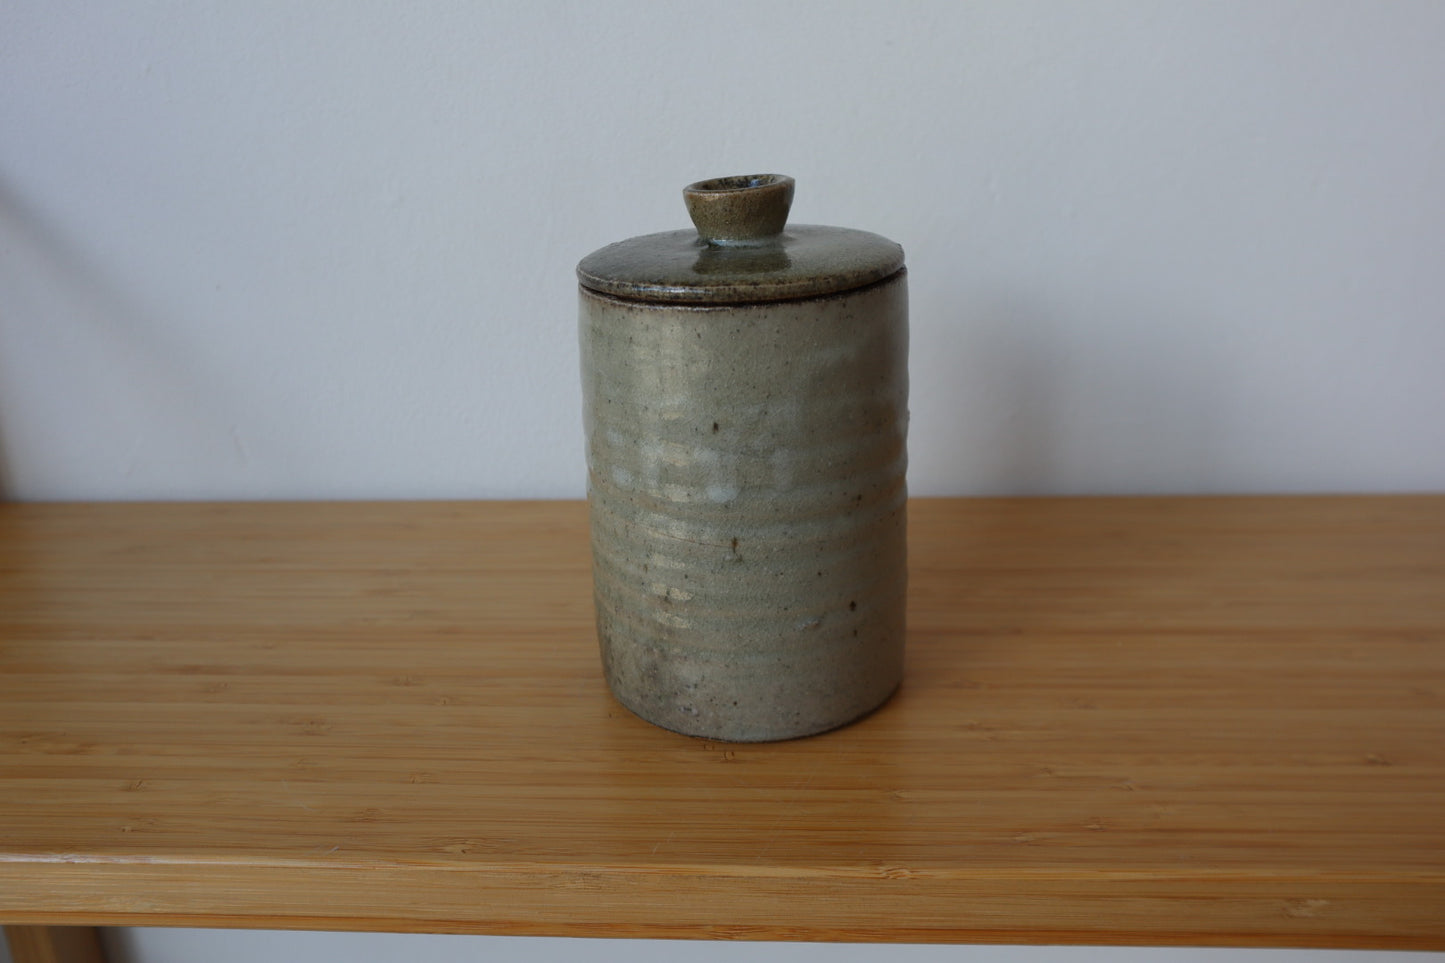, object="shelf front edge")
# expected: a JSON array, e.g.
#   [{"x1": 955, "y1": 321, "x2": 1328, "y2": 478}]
[{"x1": 4, "y1": 861, "x2": 1444, "y2": 949}]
